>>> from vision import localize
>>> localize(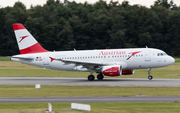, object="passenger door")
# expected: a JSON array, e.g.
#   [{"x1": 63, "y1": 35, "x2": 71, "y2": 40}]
[
  {"x1": 43, "y1": 55, "x2": 49, "y2": 65},
  {"x1": 145, "y1": 50, "x2": 151, "y2": 61}
]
